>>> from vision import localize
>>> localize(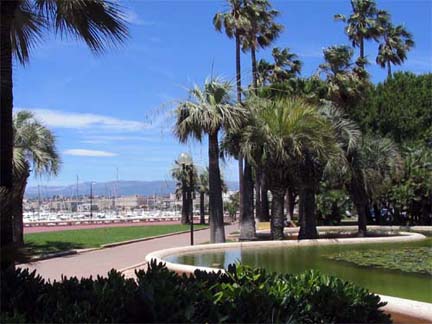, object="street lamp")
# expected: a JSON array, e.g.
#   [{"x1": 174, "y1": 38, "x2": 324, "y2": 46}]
[
  {"x1": 90, "y1": 182, "x2": 96, "y2": 219},
  {"x1": 178, "y1": 153, "x2": 195, "y2": 246}
]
